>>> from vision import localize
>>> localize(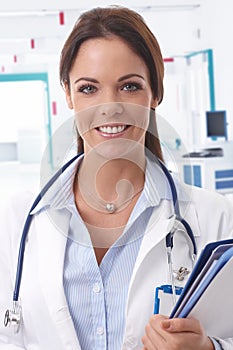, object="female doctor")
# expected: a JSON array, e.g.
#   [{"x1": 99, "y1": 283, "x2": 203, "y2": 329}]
[{"x1": 1, "y1": 6, "x2": 233, "y2": 350}]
